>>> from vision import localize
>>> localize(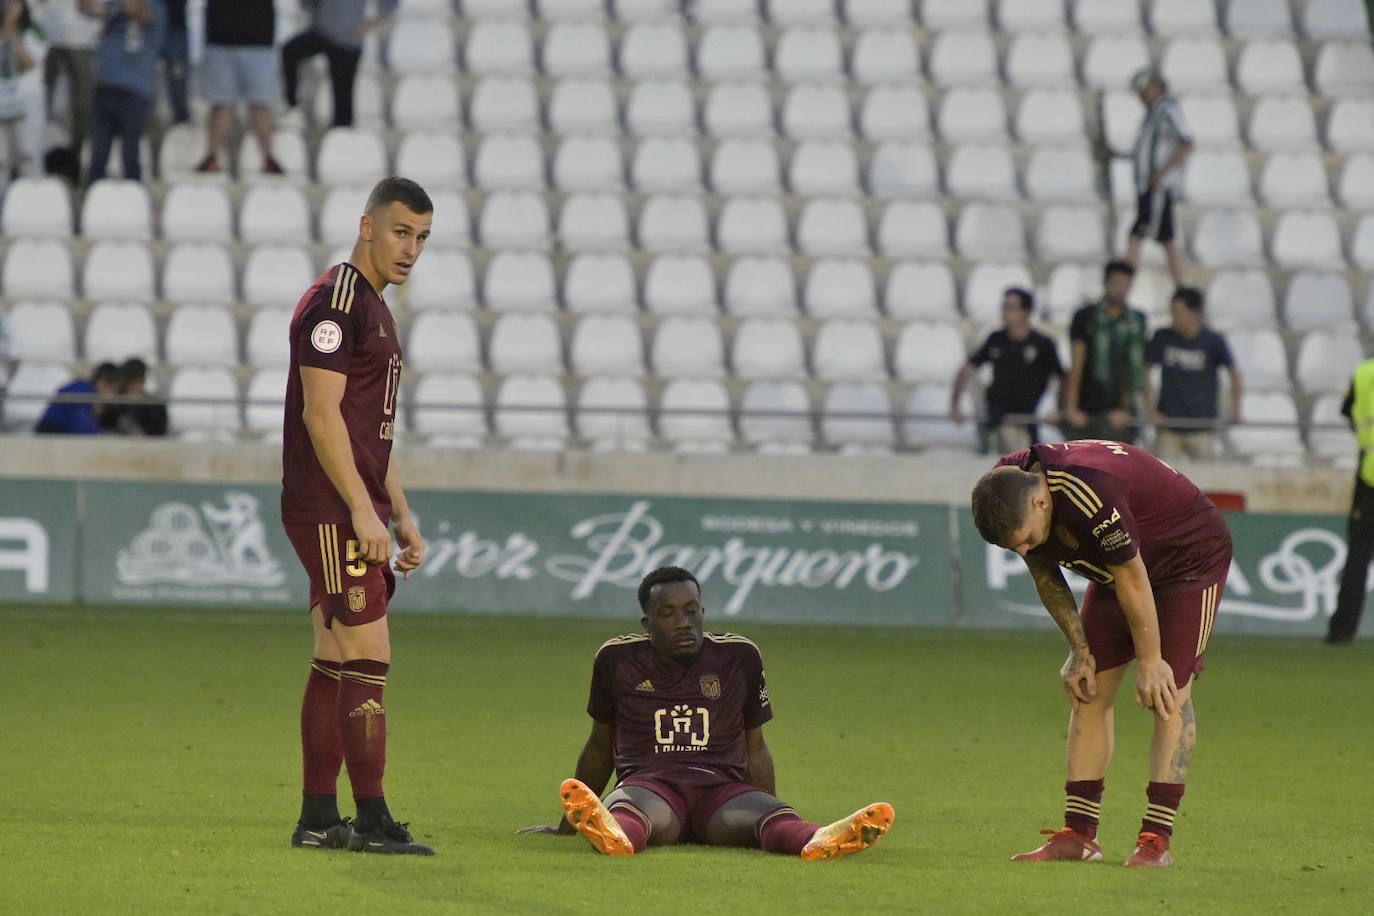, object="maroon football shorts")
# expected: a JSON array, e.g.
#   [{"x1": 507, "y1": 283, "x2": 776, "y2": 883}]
[
  {"x1": 283, "y1": 521, "x2": 395, "y2": 628},
  {"x1": 617, "y1": 765, "x2": 765, "y2": 841},
  {"x1": 1080, "y1": 556, "x2": 1229, "y2": 690}
]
